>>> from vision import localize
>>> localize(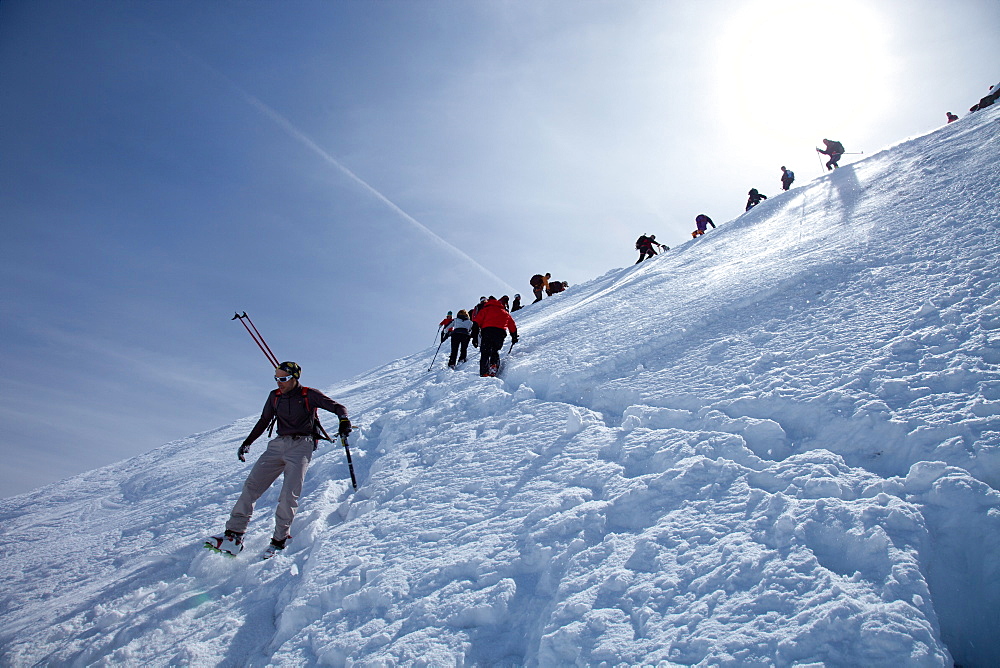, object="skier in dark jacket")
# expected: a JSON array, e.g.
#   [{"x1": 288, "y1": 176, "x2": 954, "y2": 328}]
[
  {"x1": 471, "y1": 297, "x2": 518, "y2": 377},
  {"x1": 816, "y1": 138, "x2": 845, "y2": 170},
  {"x1": 746, "y1": 188, "x2": 767, "y2": 211},
  {"x1": 635, "y1": 234, "x2": 664, "y2": 263},
  {"x1": 780, "y1": 166, "x2": 795, "y2": 191},
  {"x1": 208, "y1": 361, "x2": 351, "y2": 558},
  {"x1": 444, "y1": 310, "x2": 474, "y2": 368},
  {"x1": 692, "y1": 214, "x2": 715, "y2": 238},
  {"x1": 511, "y1": 294, "x2": 523, "y2": 312}
]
